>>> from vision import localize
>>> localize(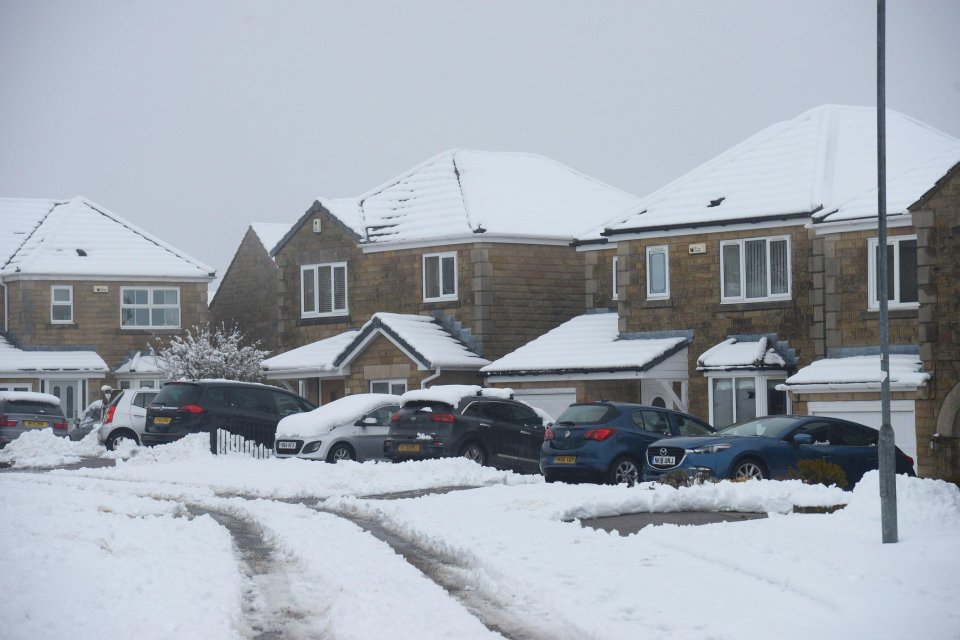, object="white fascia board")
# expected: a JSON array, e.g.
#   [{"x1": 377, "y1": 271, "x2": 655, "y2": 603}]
[
  {"x1": 263, "y1": 368, "x2": 345, "y2": 380},
  {"x1": 603, "y1": 219, "x2": 807, "y2": 243},
  {"x1": 361, "y1": 233, "x2": 574, "y2": 254},
  {"x1": 483, "y1": 371, "x2": 680, "y2": 383},
  {"x1": 778, "y1": 382, "x2": 924, "y2": 393},
  {"x1": 809, "y1": 214, "x2": 913, "y2": 236},
  {"x1": 3, "y1": 274, "x2": 213, "y2": 283},
  {"x1": 338, "y1": 328, "x2": 431, "y2": 371},
  {"x1": 0, "y1": 371, "x2": 107, "y2": 380},
  {"x1": 575, "y1": 241, "x2": 618, "y2": 253}
]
